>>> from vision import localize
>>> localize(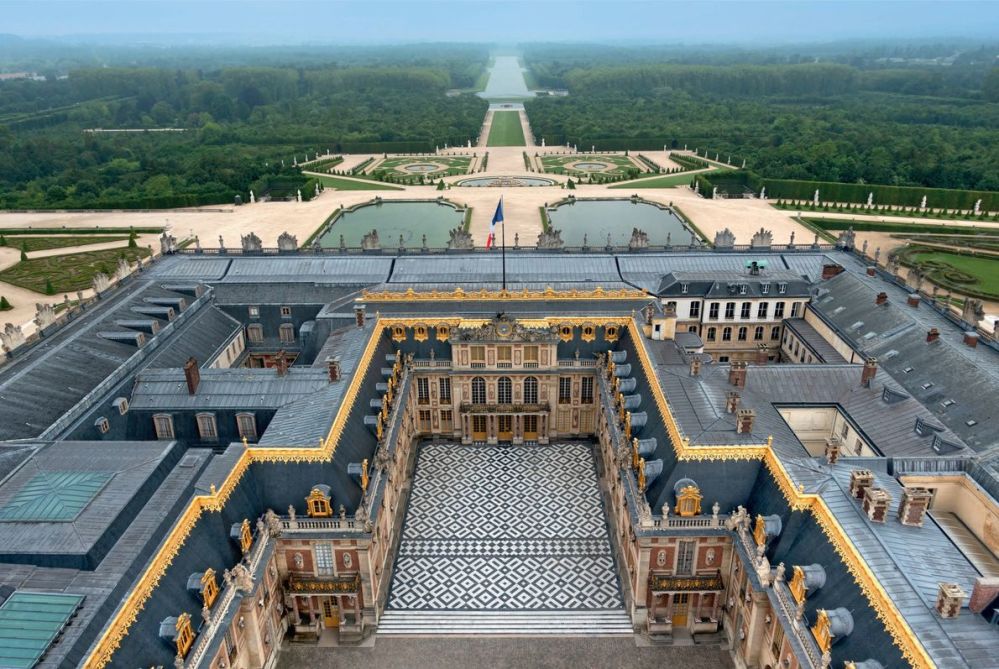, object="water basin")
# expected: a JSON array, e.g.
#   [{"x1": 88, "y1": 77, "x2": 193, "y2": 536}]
[
  {"x1": 547, "y1": 199, "x2": 690, "y2": 247},
  {"x1": 457, "y1": 176, "x2": 556, "y2": 187},
  {"x1": 318, "y1": 201, "x2": 463, "y2": 248}
]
